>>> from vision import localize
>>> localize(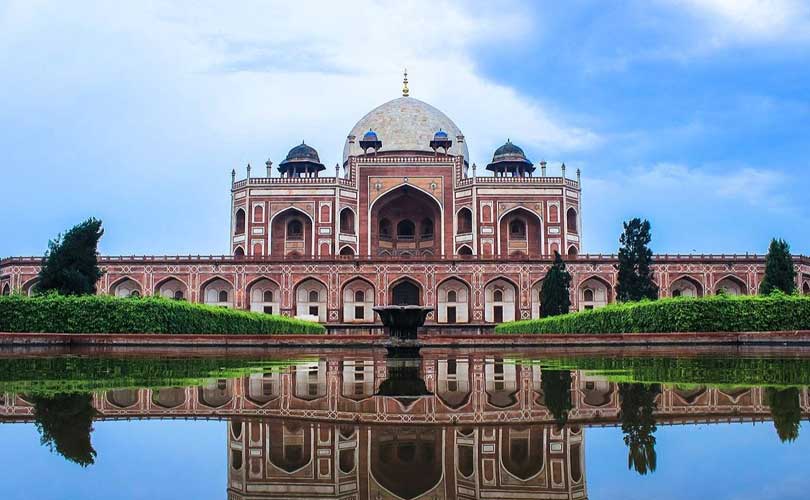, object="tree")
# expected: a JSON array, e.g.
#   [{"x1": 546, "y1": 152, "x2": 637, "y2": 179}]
[
  {"x1": 760, "y1": 239, "x2": 796, "y2": 295},
  {"x1": 36, "y1": 218, "x2": 104, "y2": 295},
  {"x1": 765, "y1": 387, "x2": 801, "y2": 442},
  {"x1": 619, "y1": 383, "x2": 661, "y2": 475},
  {"x1": 540, "y1": 368, "x2": 572, "y2": 428},
  {"x1": 32, "y1": 393, "x2": 98, "y2": 467},
  {"x1": 616, "y1": 218, "x2": 659, "y2": 302},
  {"x1": 540, "y1": 252, "x2": 572, "y2": 317}
]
